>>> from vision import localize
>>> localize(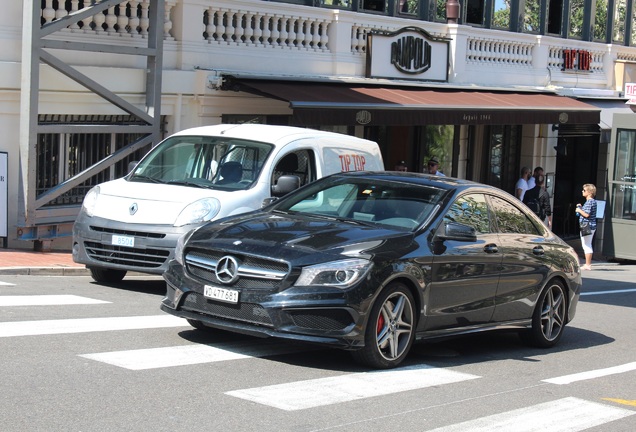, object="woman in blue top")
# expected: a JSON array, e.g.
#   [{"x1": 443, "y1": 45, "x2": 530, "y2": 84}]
[{"x1": 575, "y1": 183, "x2": 597, "y2": 270}]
